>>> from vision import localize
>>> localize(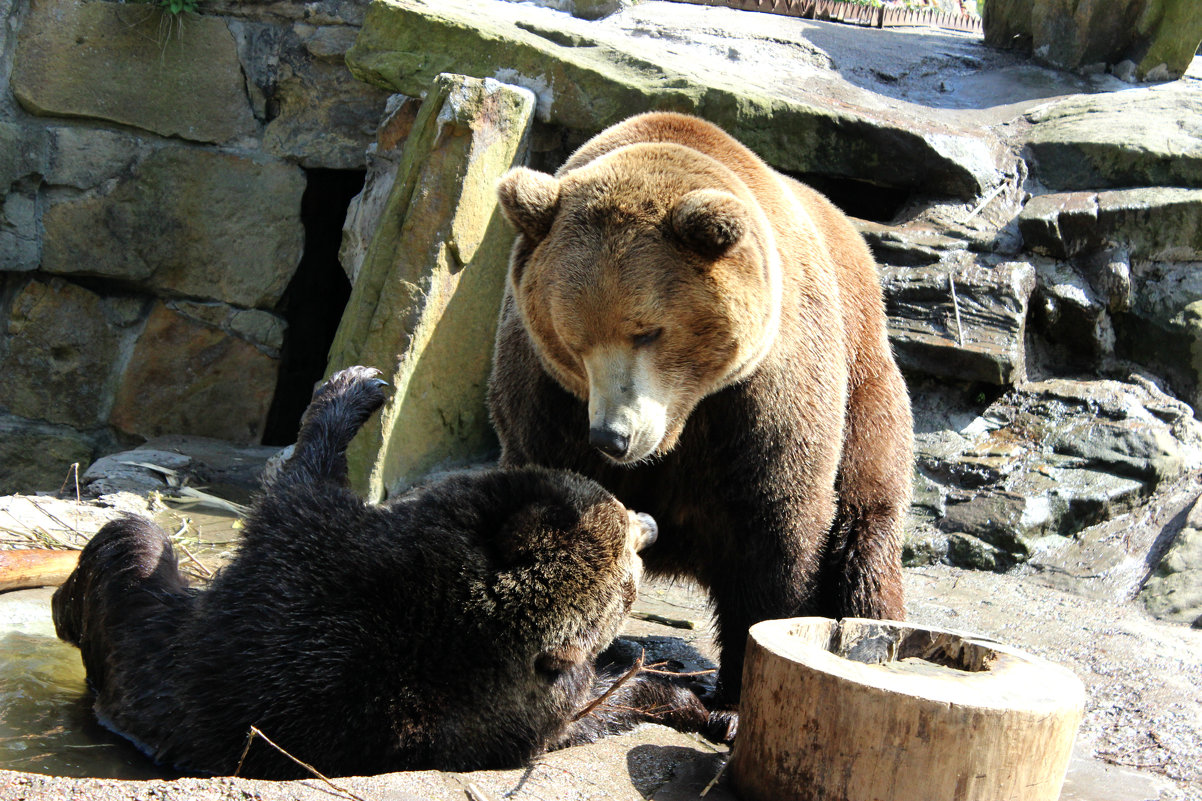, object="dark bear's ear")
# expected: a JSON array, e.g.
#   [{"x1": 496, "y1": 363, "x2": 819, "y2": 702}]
[
  {"x1": 668, "y1": 189, "x2": 749, "y2": 258},
  {"x1": 497, "y1": 167, "x2": 561, "y2": 242},
  {"x1": 535, "y1": 644, "x2": 588, "y2": 680}
]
